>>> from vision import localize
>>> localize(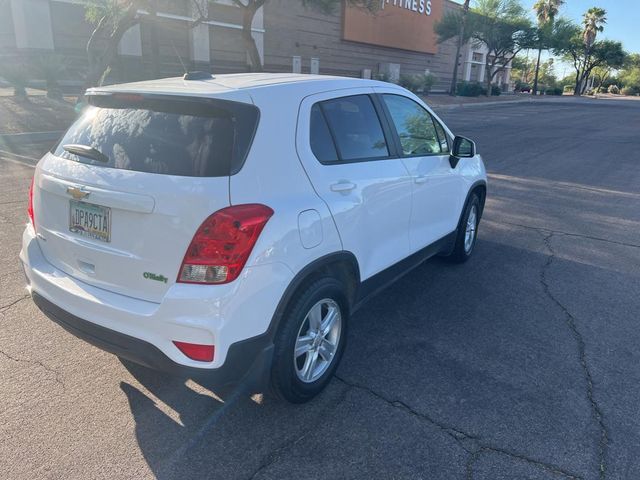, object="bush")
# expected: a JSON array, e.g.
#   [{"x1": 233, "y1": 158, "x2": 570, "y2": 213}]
[
  {"x1": 621, "y1": 86, "x2": 640, "y2": 96},
  {"x1": 491, "y1": 85, "x2": 501, "y2": 96},
  {"x1": 399, "y1": 73, "x2": 436, "y2": 94},
  {"x1": 456, "y1": 81, "x2": 486, "y2": 97},
  {"x1": 563, "y1": 85, "x2": 574, "y2": 93},
  {"x1": 514, "y1": 81, "x2": 529, "y2": 91},
  {"x1": 0, "y1": 62, "x2": 29, "y2": 98},
  {"x1": 608, "y1": 85, "x2": 620, "y2": 94},
  {"x1": 421, "y1": 73, "x2": 436, "y2": 94},
  {"x1": 31, "y1": 55, "x2": 67, "y2": 100},
  {"x1": 545, "y1": 87, "x2": 563, "y2": 96}
]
